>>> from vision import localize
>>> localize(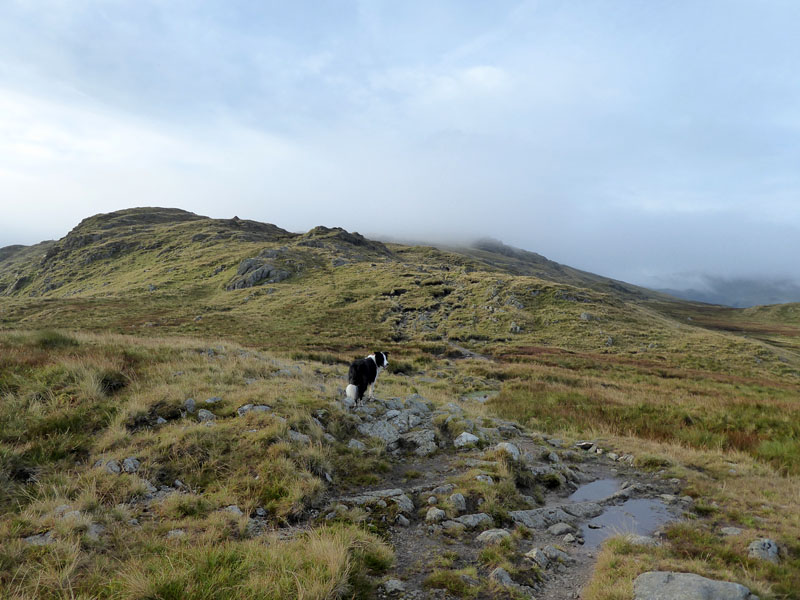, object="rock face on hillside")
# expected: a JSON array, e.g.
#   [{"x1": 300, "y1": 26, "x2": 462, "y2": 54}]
[{"x1": 226, "y1": 257, "x2": 291, "y2": 290}]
